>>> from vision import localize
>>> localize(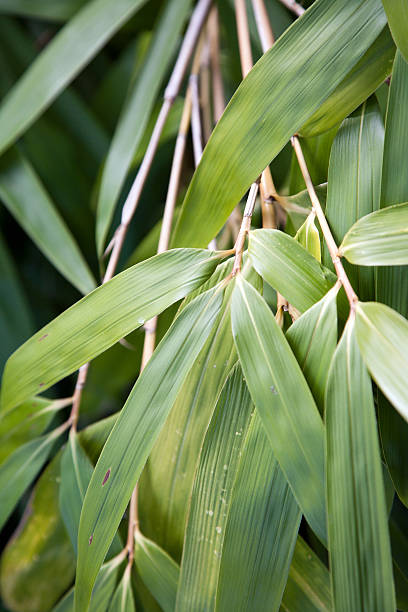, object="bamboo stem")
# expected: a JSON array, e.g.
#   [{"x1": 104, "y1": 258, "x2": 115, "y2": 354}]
[
  {"x1": 69, "y1": 363, "x2": 89, "y2": 432},
  {"x1": 232, "y1": 181, "x2": 259, "y2": 275},
  {"x1": 200, "y1": 36, "x2": 212, "y2": 142},
  {"x1": 278, "y1": 0, "x2": 305, "y2": 17},
  {"x1": 291, "y1": 135, "x2": 358, "y2": 308},
  {"x1": 208, "y1": 7, "x2": 225, "y2": 123},
  {"x1": 251, "y1": 0, "x2": 274, "y2": 50}
]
